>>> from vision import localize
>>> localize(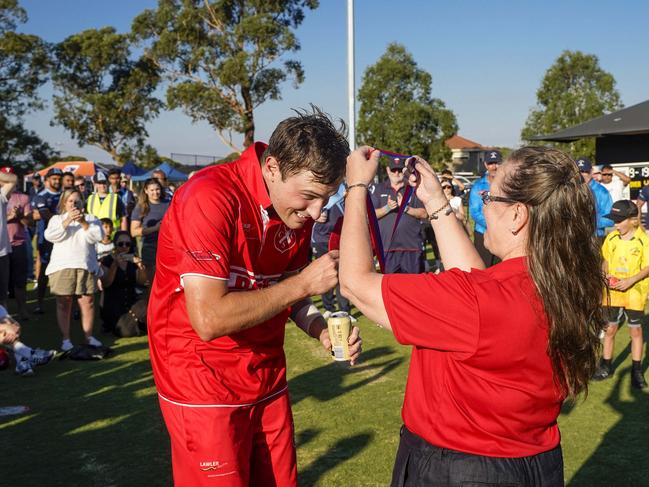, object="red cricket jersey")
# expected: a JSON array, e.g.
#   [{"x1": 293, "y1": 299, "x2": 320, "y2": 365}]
[
  {"x1": 148, "y1": 142, "x2": 312, "y2": 406},
  {"x1": 382, "y1": 257, "x2": 565, "y2": 457}
]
